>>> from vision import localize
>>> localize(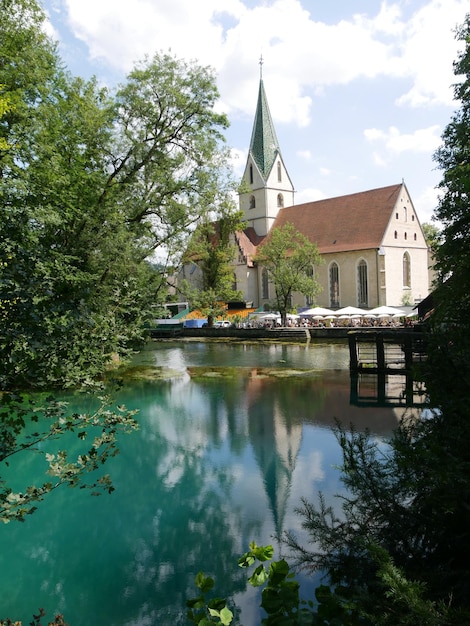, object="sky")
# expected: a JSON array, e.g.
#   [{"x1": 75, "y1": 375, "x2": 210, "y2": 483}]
[{"x1": 42, "y1": 0, "x2": 469, "y2": 225}]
